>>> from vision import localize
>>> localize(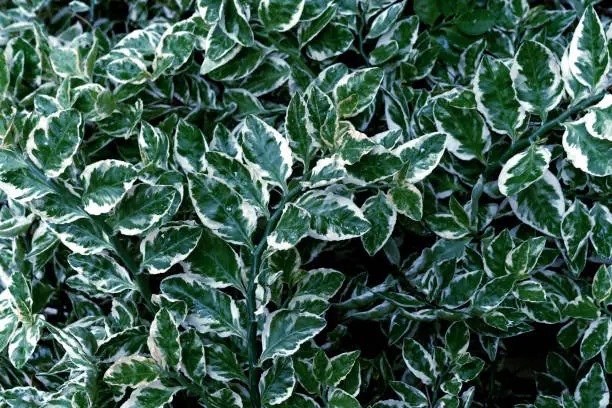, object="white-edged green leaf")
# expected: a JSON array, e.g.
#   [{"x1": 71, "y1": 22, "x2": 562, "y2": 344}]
[
  {"x1": 0, "y1": 301, "x2": 18, "y2": 353},
  {"x1": 510, "y1": 41, "x2": 564, "y2": 115},
  {"x1": 562, "y1": 118, "x2": 612, "y2": 177},
  {"x1": 498, "y1": 145, "x2": 552, "y2": 196},
  {"x1": 361, "y1": 192, "x2": 396, "y2": 256},
  {"x1": 49, "y1": 218, "x2": 113, "y2": 255},
  {"x1": 390, "y1": 382, "x2": 428, "y2": 407},
  {"x1": 179, "y1": 330, "x2": 207, "y2": 383},
  {"x1": 366, "y1": 2, "x2": 405, "y2": 39},
  {"x1": 8, "y1": 317, "x2": 44, "y2": 369},
  {"x1": 220, "y1": 0, "x2": 254, "y2": 47},
  {"x1": 473, "y1": 274, "x2": 516, "y2": 312},
  {"x1": 305, "y1": 85, "x2": 338, "y2": 149},
  {"x1": 67, "y1": 253, "x2": 135, "y2": 295},
  {"x1": 286, "y1": 92, "x2": 317, "y2": 166},
  {"x1": 206, "y1": 343, "x2": 248, "y2": 383},
  {"x1": 103, "y1": 355, "x2": 160, "y2": 387},
  {"x1": 434, "y1": 98, "x2": 490, "y2": 161},
  {"x1": 26, "y1": 109, "x2": 83, "y2": 178},
  {"x1": 333, "y1": 68, "x2": 384, "y2": 118},
  {"x1": 259, "y1": 357, "x2": 296, "y2": 405},
  {"x1": 139, "y1": 121, "x2": 169, "y2": 168},
  {"x1": 268, "y1": 204, "x2": 311, "y2": 250},
  {"x1": 561, "y1": 200, "x2": 593, "y2": 275},
  {"x1": 208, "y1": 388, "x2": 244, "y2": 408},
  {"x1": 0, "y1": 150, "x2": 54, "y2": 202},
  {"x1": 584, "y1": 94, "x2": 612, "y2": 141},
  {"x1": 567, "y1": 6, "x2": 609, "y2": 91},
  {"x1": 296, "y1": 190, "x2": 370, "y2": 241},
  {"x1": 121, "y1": 381, "x2": 183, "y2": 408},
  {"x1": 474, "y1": 55, "x2": 526, "y2": 138},
  {"x1": 173, "y1": 120, "x2": 207, "y2": 174},
  {"x1": 328, "y1": 388, "x2": 360, "y2": 408},
  {"x1": 110, "y1": 184, "x2": 178, "y2": 236},
  {"x1": 260, "y1": 309, "x2": 326, "y2": 363},
  {"x1": 508, "y1": 170, "x2": 565, "y2": 237},
  {"x1": 188, "y1": 173, "x2": 258, "y2": 246},
  {"x1": 574, "y1": 363, "x2": 609, "y2": 408},
  {"x1": 258, "y1": 0, "x2": 305, "y2": 32},
  {"x1": 140, "y1": 222, "x2": 202, "y2": 274},
  {"x1": 394, "y1": 132, "x2": 446, "y2": 183},
  {"x1": 160, "y1": 274, "x2": 245, "y2": 339},
  {"x1": 81, "y1": 160, "x2": 138, "y2": 215},
  {"x1": 590, "y1": 203, "x2": 612, "y2": 259},
  {"x1": 182, "y1": 230, "x2": 244, "y2": 291},
  {"x1": 402, "y1": 338, "x2": 436, "y2": 385},
  {"x1": 387, "y1": 184, "x2": 422, "y2": 221},
  {"x1": 148, "y1": 308, "x2": 181, "y2": 369},
  {"x1": 580, "y1": 317, "x2": 612, "y2": 360},
  {"x1": 240, "y1": 115, "x2": 293, "y2": 192}
]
